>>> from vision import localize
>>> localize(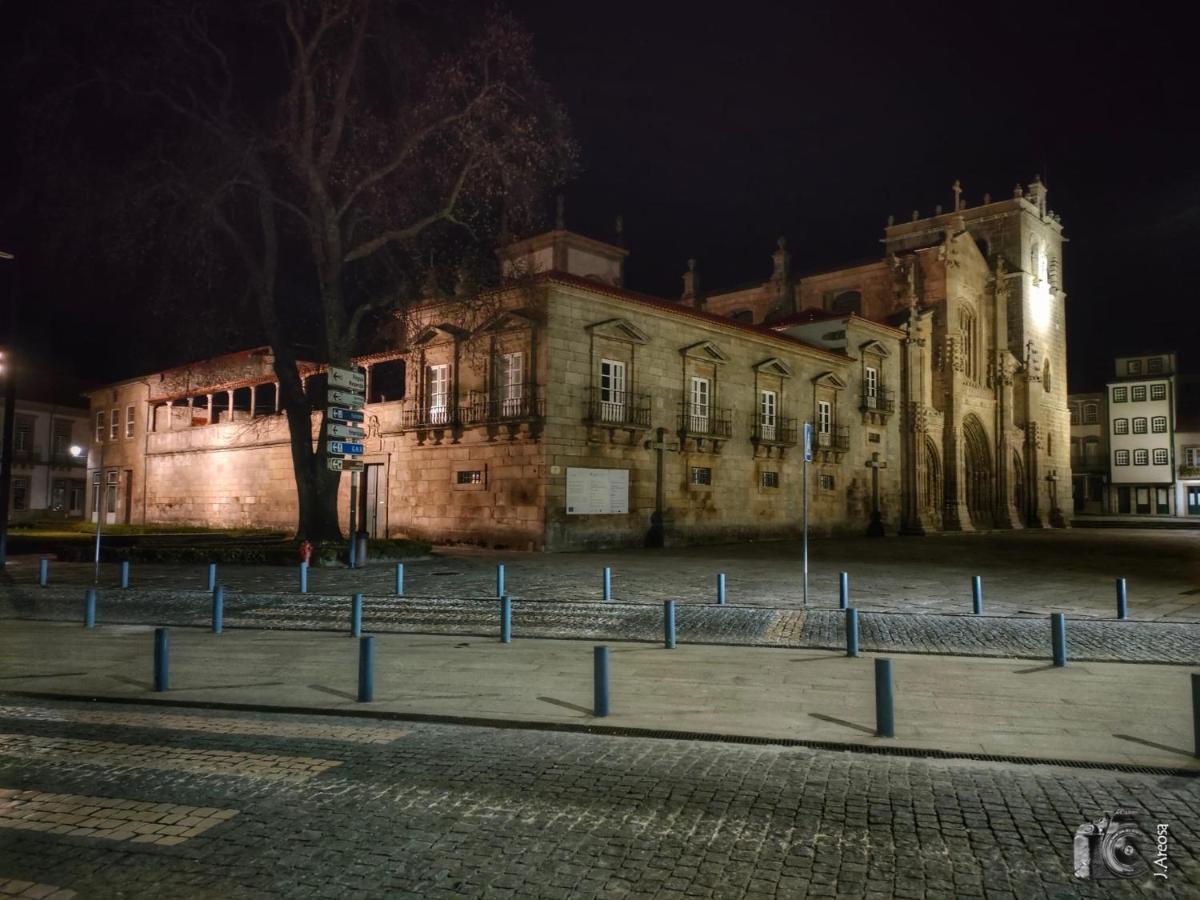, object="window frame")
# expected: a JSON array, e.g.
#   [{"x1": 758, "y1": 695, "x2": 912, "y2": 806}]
[
  {"x1": 96, "y1": 412, "x2": 105, "y2": 442},
  {"x1": 1133, "y1": 449, "x2": 1149, "y2": 466},
  {"x1": 425, "y1": 363, "x2": 450, "y2": 424},
  {"x1": 690, "y1": 466, "x2": 712, "y2": 486},
  {"x1": 760, "y1": 470, "x2": 779, "y2": 489},
  {"x1": 1131, "y1": 385, "x2": 1147, "y2": 402},
  {"x1": 1151, "y1": 416, "x2": 1167, "y2": 433},
  {"x1": 759, "y1": 389, "x2": 777, "y2": 440},
  {"x1": 1083, "y1": 403, "x2": 1098, "y2": 424},
  {"x1": 1132, "y1": 417, "x2": 1147, "y2": 434},
  {"x1": 125, "y1": 405, "x2": 136, "y2": 439},
  {"x1": 109, "y1": 408, "x2": 119, "y2": 440},
  {"x1": 1113, "y1": 418, "x2": 1128, "y2": 435},
  {"x1": 1152, "y1": 448, "x2": 1169, "y2": 466},
  {"x1": 1114, "y1": 449, "x2": 1130, "y2": 466},
  {"x1": 1112, "y1": 386, "x2": 1127, "y2": 403},
  {"x1": 1150, "y1": 383, "x2": 1166, "y2": 401}
]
